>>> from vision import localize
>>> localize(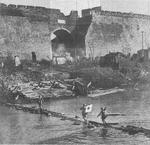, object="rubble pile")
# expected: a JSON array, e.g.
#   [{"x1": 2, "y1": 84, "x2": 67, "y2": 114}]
[{"x1": 8, "y1": 80, "x2": 74, "y2": 101}]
